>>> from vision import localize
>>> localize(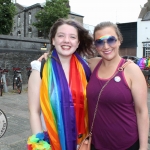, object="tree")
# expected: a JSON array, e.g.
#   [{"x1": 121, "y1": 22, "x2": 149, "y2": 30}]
[
  {"x1": 0, "y1": 0, "x2": 16, "y2": 34},
  {"x1": 33, "y1": 0, "x2": 70, "y2": 39}
]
